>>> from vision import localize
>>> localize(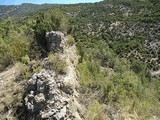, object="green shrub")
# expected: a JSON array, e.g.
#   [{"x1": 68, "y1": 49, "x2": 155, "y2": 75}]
[
  {"x1": 48, "y1": 53, "x2": 67, "y2": 74},
  {"x1": 21, "y1": 54, "x2": 30, "y2": 64},
  {"x1": 77, "y1": 58, "x2": 107, "y2": 88},
  {"x1": 130, "y1": 58, "x2": 147, "y2": 74},
  {"x1": 34, "y1": 9, "x2": 68, "y2": 49},
  {"x1": 33, "y1": 65, "x2": 42, "y2": 73},
  {"x1": 0, "y1": 31, "x2": 32, "y2": 71},
  {"x1": 85, "y1": 101, "x2": 104, "y2": 120},
  {"x1": 66, "y1": 35, "x2": 75, "y2": 46},
  {"x1": 18, "y1": 62, "x2": 32, "y2": 79}
]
